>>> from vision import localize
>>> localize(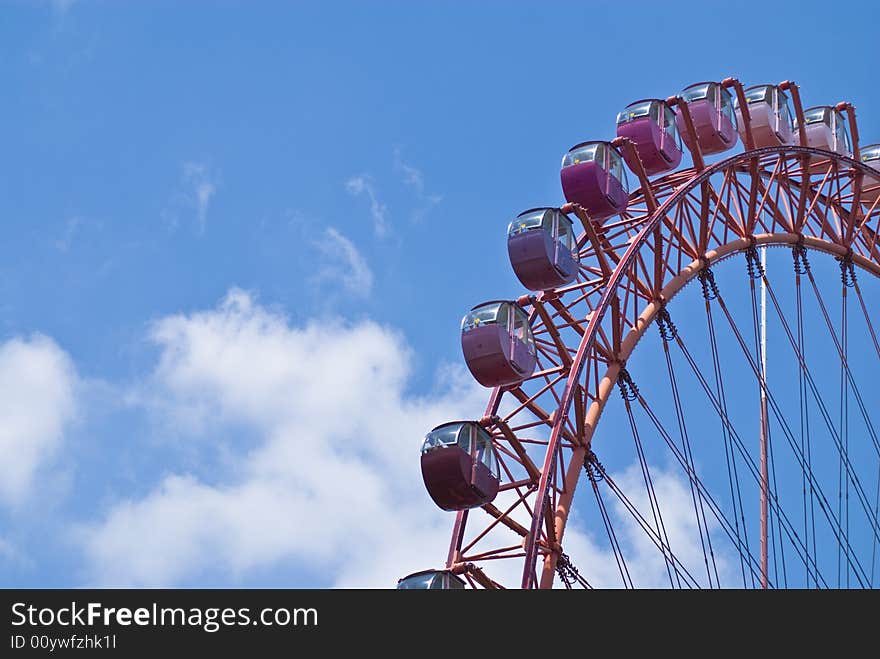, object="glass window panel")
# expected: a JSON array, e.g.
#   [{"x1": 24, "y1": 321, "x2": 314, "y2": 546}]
[
  {"x1": 719, "y1": 88, "x2": 736, "y2": 127},
  {"x1": 472, "y1": 428, "x2": 485, "y2": 462},
  {"x1": 803, "y1": 107, "x2": 829, "y2": 126},
  {"x1": 682, "y1": 83, "x2": 711, "y2": 103},
  {"x1": 421, "y1": 424, "x2": 462, "y2": 453},
  {"x1": 483, "y1": 444, "x2": 494, "y2": 472},
  {"x1": 512, "y1": 309, "x2": 525, "y2": 339},
  {"x1": 595, "y1": 143, "x2": 606, "y2": 170},
  {"x1": 447, "y1": 575, "x2": 466, "y2": 589},
  {"x1": 861, "y1": 145, "x2": 880, "y2": 162},
  {"x1": 617, "y1": 100, "x2": 653, "y2": 125},
  {"x1": 457, "y1": 423, "x2": 474, "y2": 453},
  {"x1": 776, "y1": 90, "x2": 794, "y2": 129},
  {"x1": 562, "y1": 143, "x2": 600, "y2": 168},
  {"x1": 397, "y1": 573, "x2": 437, "y2": 589},
  {"x1": 663, "y1": 106, "x2": 682, "y2": 149},
  {"x1": 834, "y1": 112, "x2": 851, "y2": 153},
  {"x1": 744, "y1": 86, "x2": 771, "y2": 105},
  {"x1": 462, "y1": 302, "x2": 503, "y2": 331},
  {"x1": 508, "y1": 210, "x2": 546, "y2": 237},
  {"x1": 609, "y1": 149, "x2": 629, "y2": 193},
  {"x1": 512, "y1": 307, "x2": 535, "y2": 353},
  {"x1": 497, "y1": 303, "x2": 509, "y2": 330},
  {"x1": 557, "y1": 214, "x2": 575, "y2": 250},
  {"x1": 472, "y1": 435, "x2": 484, "y2": 463},
  {"x1": 475, "y1": 429, "x2": 498, "y2": 477}
]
